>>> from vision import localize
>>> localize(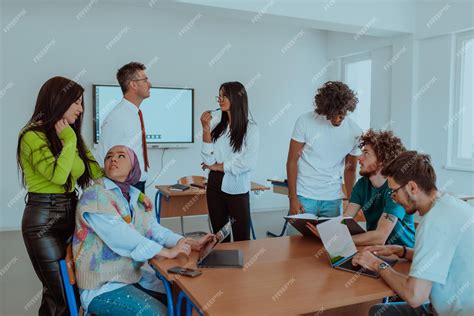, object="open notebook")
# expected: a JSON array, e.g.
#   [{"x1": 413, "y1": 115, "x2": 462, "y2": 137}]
[
  {"x1": 284, "y1": 213, "x2": 365, "y2": 237},
  {"x1": 317, "y1": 216, "x2": 397, "y2": 278}
]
